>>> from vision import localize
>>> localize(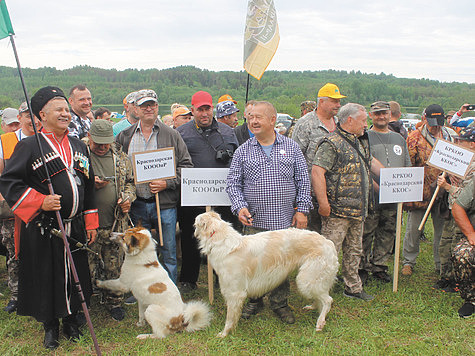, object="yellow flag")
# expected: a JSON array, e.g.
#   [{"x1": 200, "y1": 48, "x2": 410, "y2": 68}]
[{"x1": 243, "y1": 0, "x2": 279, "y2": 80}]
